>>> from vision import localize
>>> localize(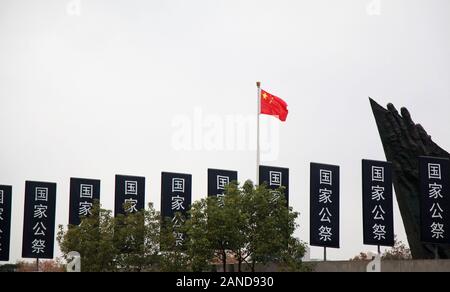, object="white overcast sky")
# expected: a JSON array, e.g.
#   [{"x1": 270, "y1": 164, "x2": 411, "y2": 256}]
[{"x1": 1, "y1": 0, "x2": 450, "y2": 263}]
